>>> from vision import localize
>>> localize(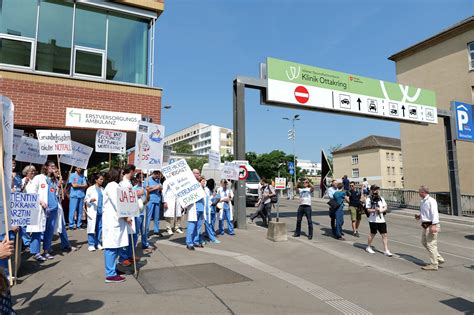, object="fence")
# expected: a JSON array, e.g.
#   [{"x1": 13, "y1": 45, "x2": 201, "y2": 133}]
[{"x1": 379, "y1": 189, "x2": 474, "y2": 216}]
